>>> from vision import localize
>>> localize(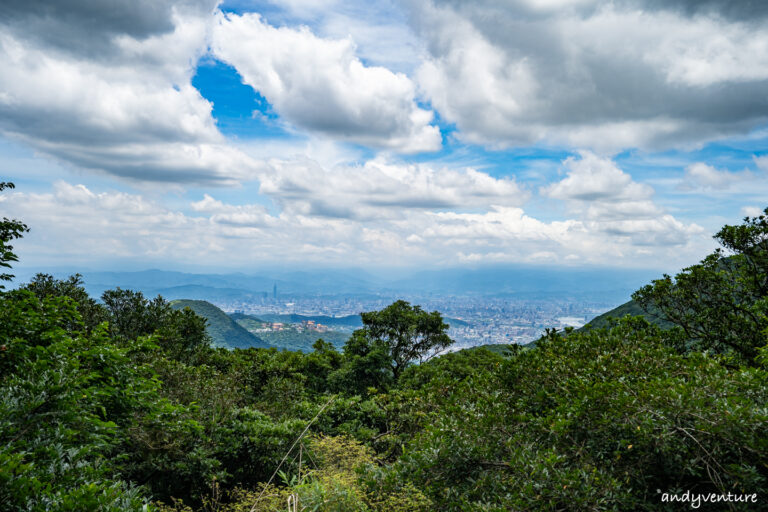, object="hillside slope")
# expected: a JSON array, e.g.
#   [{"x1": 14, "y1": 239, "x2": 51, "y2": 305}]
[
  {"x1": 231, "y1": 312, "x2": 350, "y2": 352},
  {"x1": 170, "y1": 299, "x2": 269, "y2": 349},
  {"x1": 581, "y1": 299, "x2": 674, "y2": 331},
  {"x1": 256, "y1": 313, "x2": 363, "y2": 328}
]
